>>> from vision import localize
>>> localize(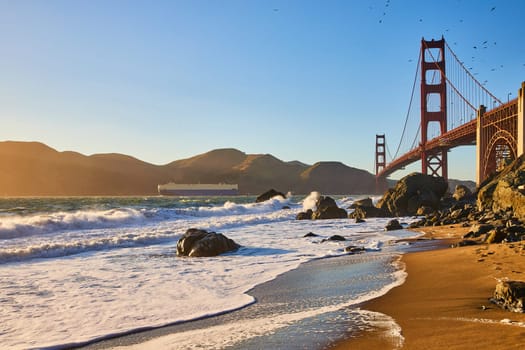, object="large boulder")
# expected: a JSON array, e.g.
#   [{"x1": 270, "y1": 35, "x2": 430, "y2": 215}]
[
  {"x1": 255, "y1": 189, "x2": 286, "y2": 203},
  {"x1": 477, "y1": 154, "x2": 525, "y2": 222},
  {"x1": 491, "y1": 280, "x2": 525, "y2": 312},
  {"x1": 312, "y1": 196, "x2": 348, "y2": 220},
  {"x1": 376, "y1": 173, "x2": 448, "y2": 216},
  {"x1": 176, "y1": 228, "x2": 240, "y2": 257}
]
